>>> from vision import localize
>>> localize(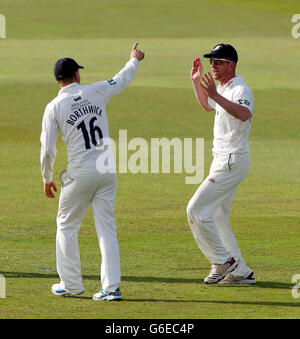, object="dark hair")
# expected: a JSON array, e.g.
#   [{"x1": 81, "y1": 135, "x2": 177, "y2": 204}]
[{"x1": 56, "y1": 72, "x2": 77, "y2": 84}]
